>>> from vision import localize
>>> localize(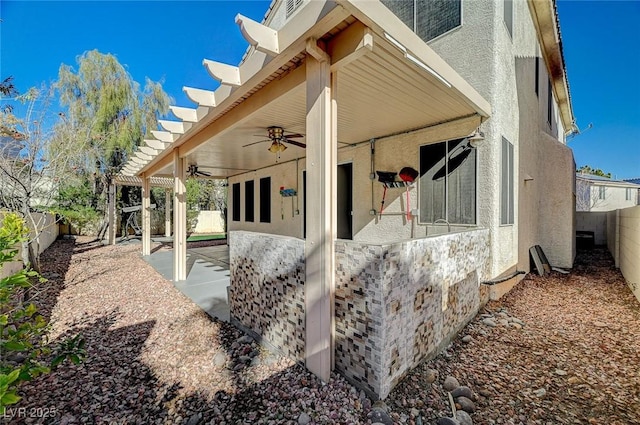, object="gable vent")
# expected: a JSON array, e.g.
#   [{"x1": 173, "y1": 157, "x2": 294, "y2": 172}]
[{"x1": 286, "y1": 0, "x2": 304, "y2": 18}]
